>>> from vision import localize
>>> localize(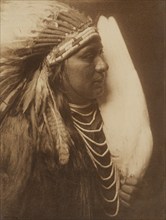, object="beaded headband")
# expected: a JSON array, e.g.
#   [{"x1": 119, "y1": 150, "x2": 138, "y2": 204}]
[
  {"x1": 47, "y1": 26, "x2": 99, "y2": 66},
  {"x1": 43, "y1": 10, "x2": 100, "y2": 66}
]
